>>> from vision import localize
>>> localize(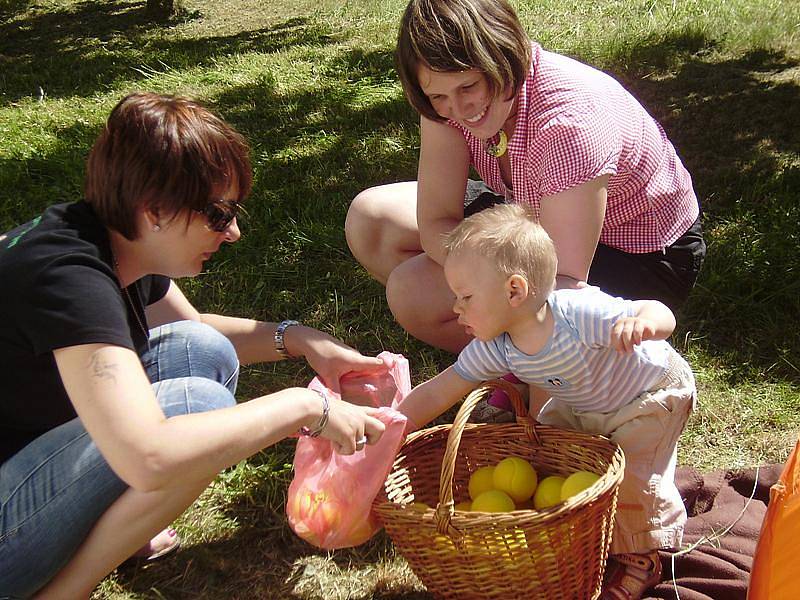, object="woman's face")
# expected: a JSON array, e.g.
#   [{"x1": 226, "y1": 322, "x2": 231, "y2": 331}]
[
  {"x1": 155, "y1": 184, "x2": 242, "y2": 278},
  {"x1": 416, "y1": 65, "x2": 514, "y2": 139}
]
